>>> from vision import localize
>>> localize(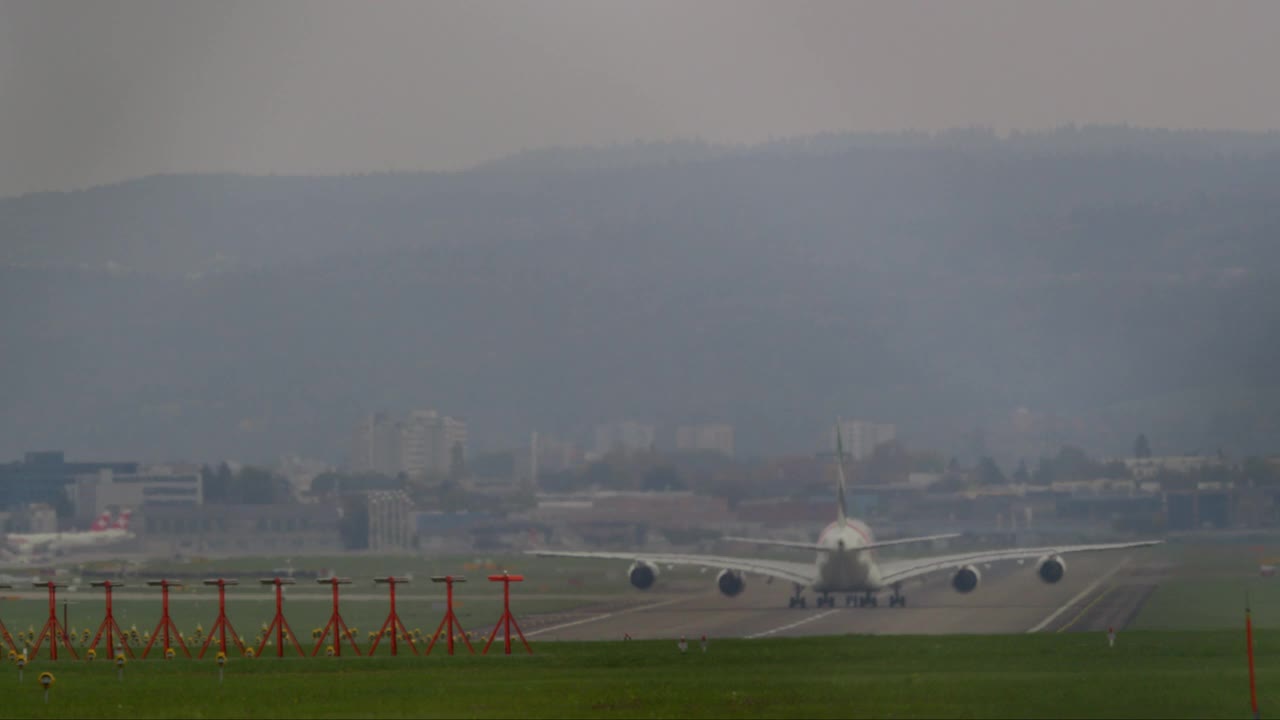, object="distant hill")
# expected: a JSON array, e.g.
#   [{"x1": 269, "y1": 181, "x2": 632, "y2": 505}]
[{"x1": 4, "y1": 127, "x2": 1280, "y2": 464}]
